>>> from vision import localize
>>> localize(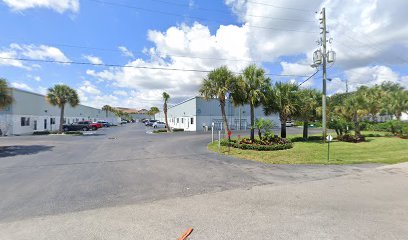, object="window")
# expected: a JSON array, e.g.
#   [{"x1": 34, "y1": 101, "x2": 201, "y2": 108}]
[
  {"x1": 177, "y1": 118, "x2": 179, "y2": 123},
  {"x1": 191, "y1": 118, "x2": 194, "y2": 124},
  {"x1": 181, "y1": 118, "x2": 184, "y2": 123},
  {"x1": 33, "y1": 120, "x2": 37, "y2": 130},
  {"x1": 51, "y1": 118, "x2": 56, "y2": 124},
  {"x1": 44, "y1": 119, "x2": 47, "y2": 129},
  {"x1": 21, "y1": 117, "x2": 30, "y2": 126}
]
